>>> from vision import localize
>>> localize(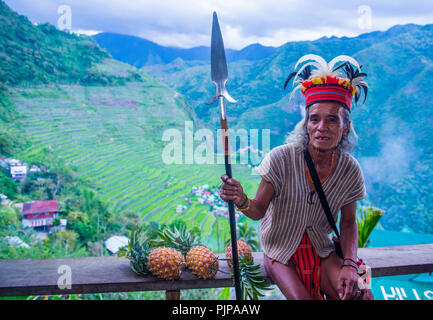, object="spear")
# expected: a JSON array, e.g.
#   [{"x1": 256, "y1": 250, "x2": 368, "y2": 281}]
[{"x1": 205, "y1": 11, "x2": 242, "y2": 300}]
